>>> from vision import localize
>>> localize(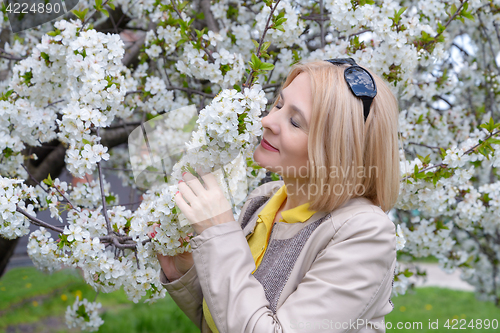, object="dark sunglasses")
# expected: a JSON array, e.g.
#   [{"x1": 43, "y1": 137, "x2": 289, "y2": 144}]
[{"x1": 325, "y1": 58, "x2": 377, "y2": 122}]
